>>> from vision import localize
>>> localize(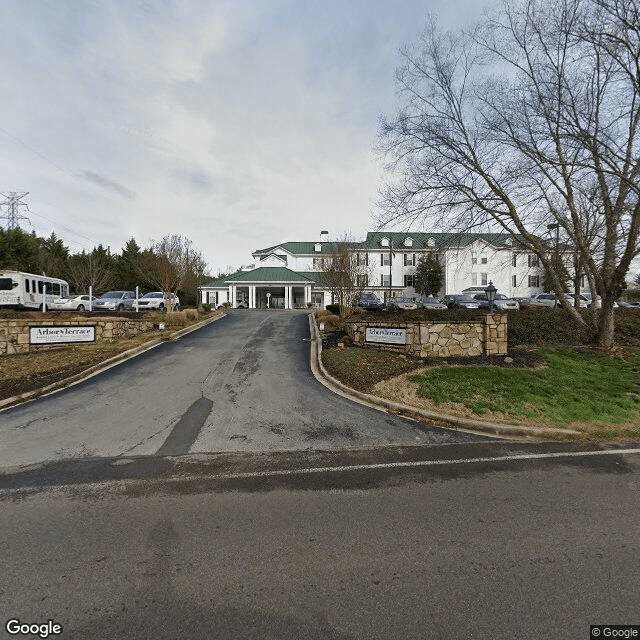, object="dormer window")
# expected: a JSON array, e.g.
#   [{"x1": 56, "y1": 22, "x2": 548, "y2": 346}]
[
  {"x1": 403, "y1": 237, "x2": 413, "y2": 247},
  {"x1": 427, "y1": 237, "x2": 435, "y2": 248},
  {"x1": 380, "y1": 237, "x2": 390, "y2": 247},
  {"x1": 314, "y1": 243, "x2": 322, "y2": 252}
]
